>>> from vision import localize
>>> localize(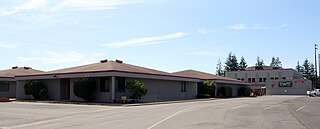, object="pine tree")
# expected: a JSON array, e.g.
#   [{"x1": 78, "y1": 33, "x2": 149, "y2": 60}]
[
  {"x1": 255, "y1": 56, "x2": 264, "y2": 66},
  {"x1": 270, "y1": 57, "x2": 282, "y2": 68},
  {"x1": 216, "y1": 59, "x2": 224, "y2": 76},
  {"x1": 296, "y1": 61, "x2": 302, "y2": 72},
  {"x1": 270, "y1": 57, "x2": 276, "y2": 67},
  {"x1": 239, "y1": 56, "x2": 247, "y2": 70},
  {"x1": 275, "y1": 57, "x2": 282, "y2": 67},
  {"x1": 225, "y1": 52, "x2": 239, "y2": 71}
]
